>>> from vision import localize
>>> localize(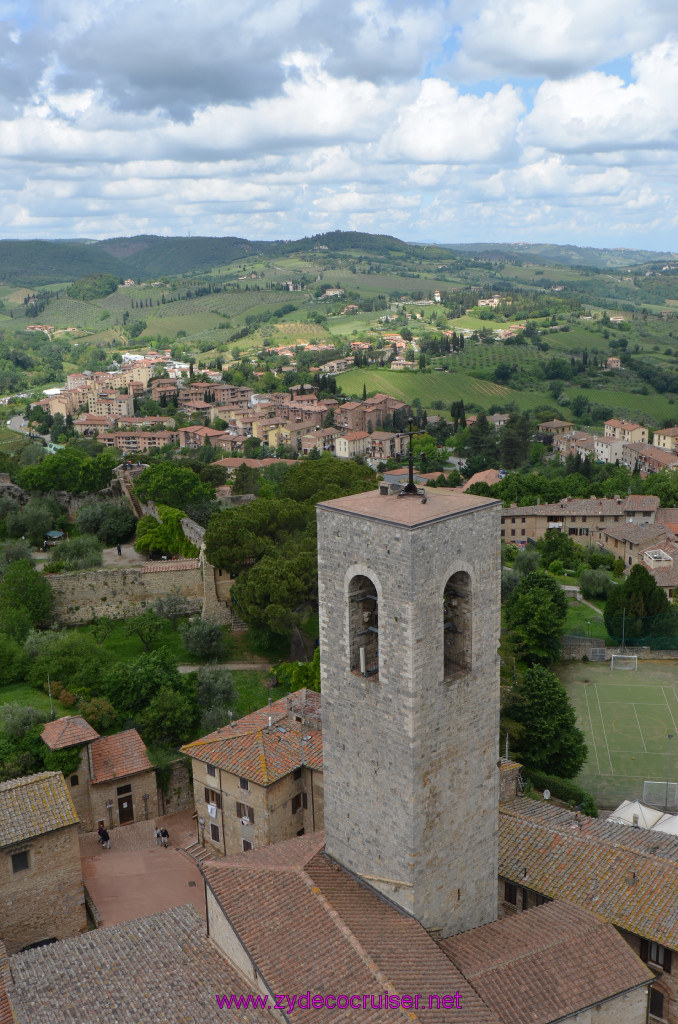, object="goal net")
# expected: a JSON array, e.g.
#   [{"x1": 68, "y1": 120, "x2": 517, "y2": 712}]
[
  {"x1": 643, "y1": 781, "x2": 678, "y2": 811},
  {"x1": 610, "y1": 653, "x2": 638, "y2": 671}
]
